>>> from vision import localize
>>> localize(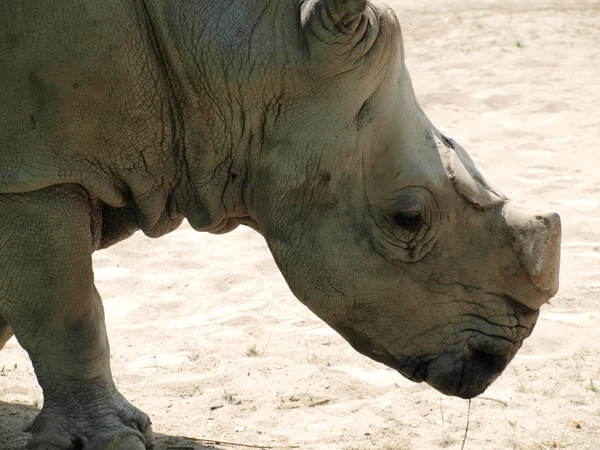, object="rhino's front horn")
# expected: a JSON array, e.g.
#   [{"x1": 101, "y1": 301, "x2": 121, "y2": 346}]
[{"x1": 504, "y1": 205, "x2": 561, "y2": 310}]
